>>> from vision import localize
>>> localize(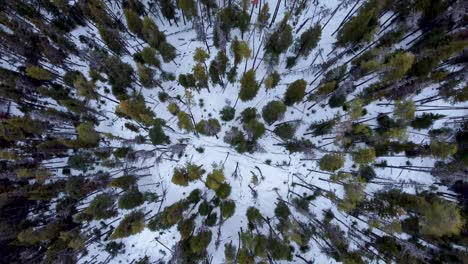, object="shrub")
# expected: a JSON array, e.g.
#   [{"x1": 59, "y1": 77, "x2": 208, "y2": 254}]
[
  {"x1": 284, "y1": 79, "x2": 307, "y2": 105},
  {"x1": 110, "y1": 210, "x2": 145, "y2": 239},
  {"x1": 262, "y1": 100, "x2": 286, "y2": 124}
]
